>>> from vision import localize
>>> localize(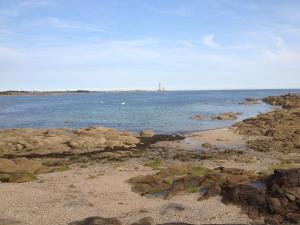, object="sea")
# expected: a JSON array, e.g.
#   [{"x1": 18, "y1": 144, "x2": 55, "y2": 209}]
[{"x1": 0, "y1": 89, "x2": 299, "y2": 134}]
